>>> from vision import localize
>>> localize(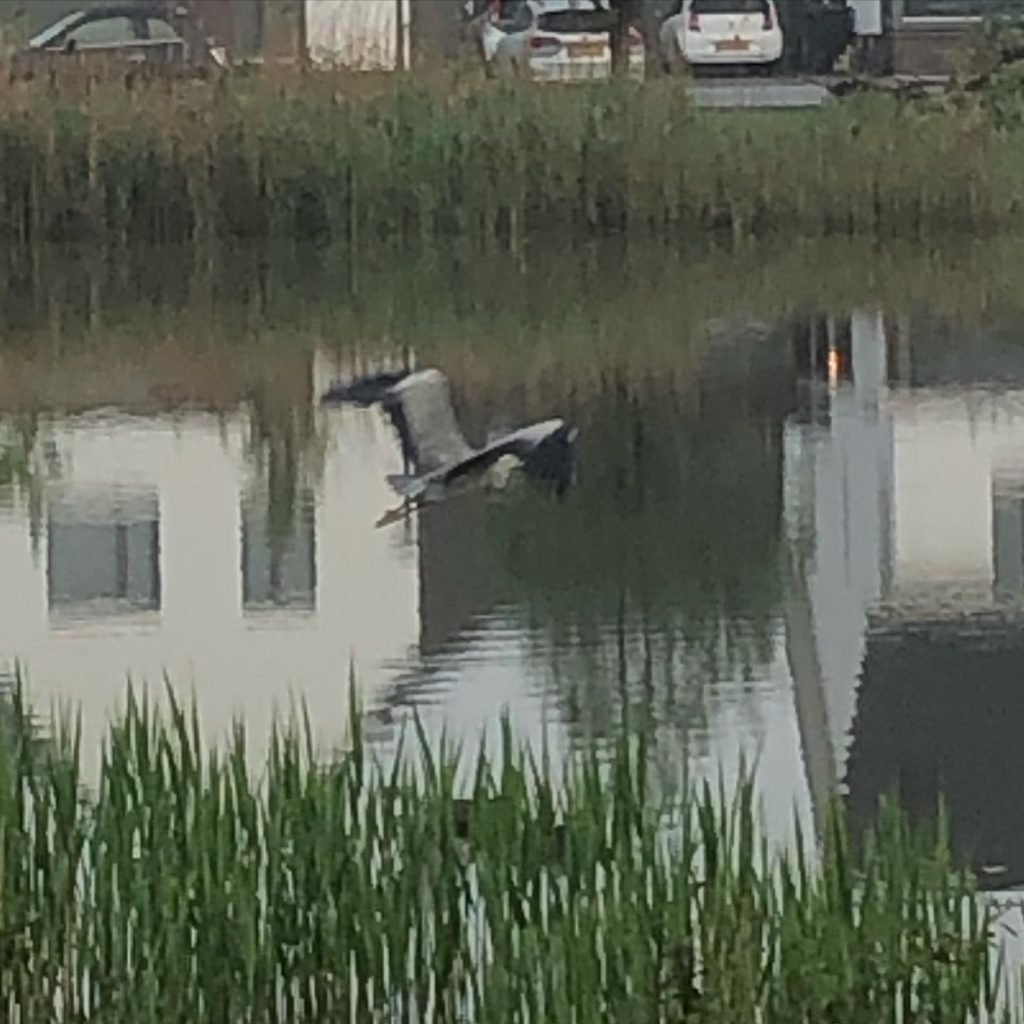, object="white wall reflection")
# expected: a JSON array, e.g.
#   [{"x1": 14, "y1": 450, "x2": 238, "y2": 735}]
[
  {"x1": 783, "y1": 310, "x2": 894, "y2": 805},
  {"x1": 0, "y1": 396, "x2": 419, "y2": 776},
  {"x1": 890, "y1": 390, "x2": 1024, "y2": 606},
  {"x1": 783, "y1": 308, "x2": 1024, "y2": 880}
]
